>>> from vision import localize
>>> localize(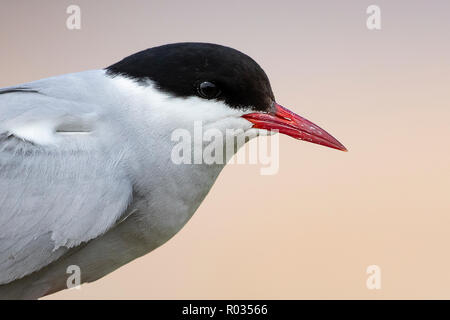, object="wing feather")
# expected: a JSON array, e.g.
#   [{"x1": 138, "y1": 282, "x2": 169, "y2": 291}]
[{"x1": 0, "y1": 79, "x2": 133, "y2": 284}]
